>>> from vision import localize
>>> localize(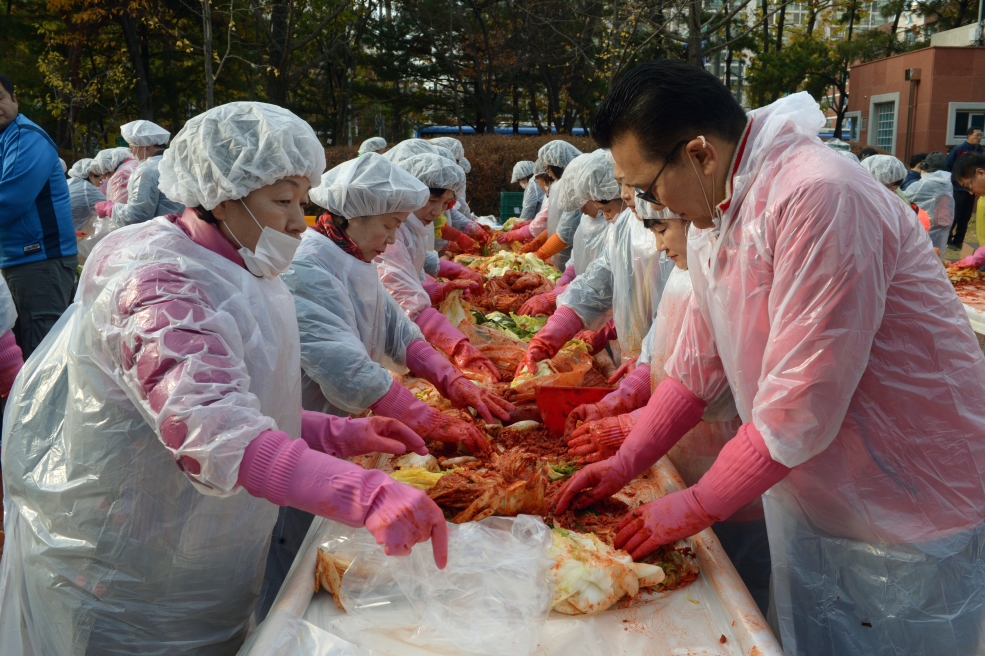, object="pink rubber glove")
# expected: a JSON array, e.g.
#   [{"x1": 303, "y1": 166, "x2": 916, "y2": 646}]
[
  {"x1": 574, "y1": 319, "x2": 617, "y2": 355},
  {"x1": 415, "y1": 307, "x2": 470, "y2": 355},
  {"x1": 613, "y1": 423, "x2": 790, "y2": 559},
  {"x1": 462, "y1": 221, "x2": 491, "y2": 245},
  {"x1": 371, "y1": 380, "x2": 490, "y2": 454},
  {"x1": 566, "y1": 410, "x2": 640, "y2": 464},
  {"x1": 406, "y1": 339, "x2": 512, "y2": 424},
  {"x1": 441, "y1": 225, "x2": 479, "y2": 253},
  {"x1": 238, "y1": 430, "x2": 449, "y2": 567},
  {"x1": 954, "y1": 246, "x2": 985, "y2": 269},
  {"x1": 517, "y1": 290, "x2": 558, "y2": 317},
  {"x1": 451, "y1": 339, "x2": 501, "y2": 382},
  {"x1": 553, "y1": 377, "x2": 705, "y2": 513},
  {"x1": 300, "y1": 409, "x2": 428, "y2": 458},
  {"x1": 423, "y1": 279, "x2": 478, "y2": 305},
  {"x1": 516, "y1": 305, "x2": 583, "y2": 377},
  {"x1": 95, "y1": 200, "x2": 115, "y2": 218},
  {"x1": 564, "y1": 364, "x2": 650, "y2": 436},
  {"x1": 555, "y1": 265, "x2": 577, "y2": 287},
  {"x1": 0, "y1": 331, "x2": 23, "y2": 398},
  {"x1": 497, "y1": 223, "x2": 533, "y2": 244},
  {"x1": 438, "y1": 259, "x2": 484, "y2": 287},
  {"x1": 606, "y1": 357, "x2": 638, "y2": 385}
]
